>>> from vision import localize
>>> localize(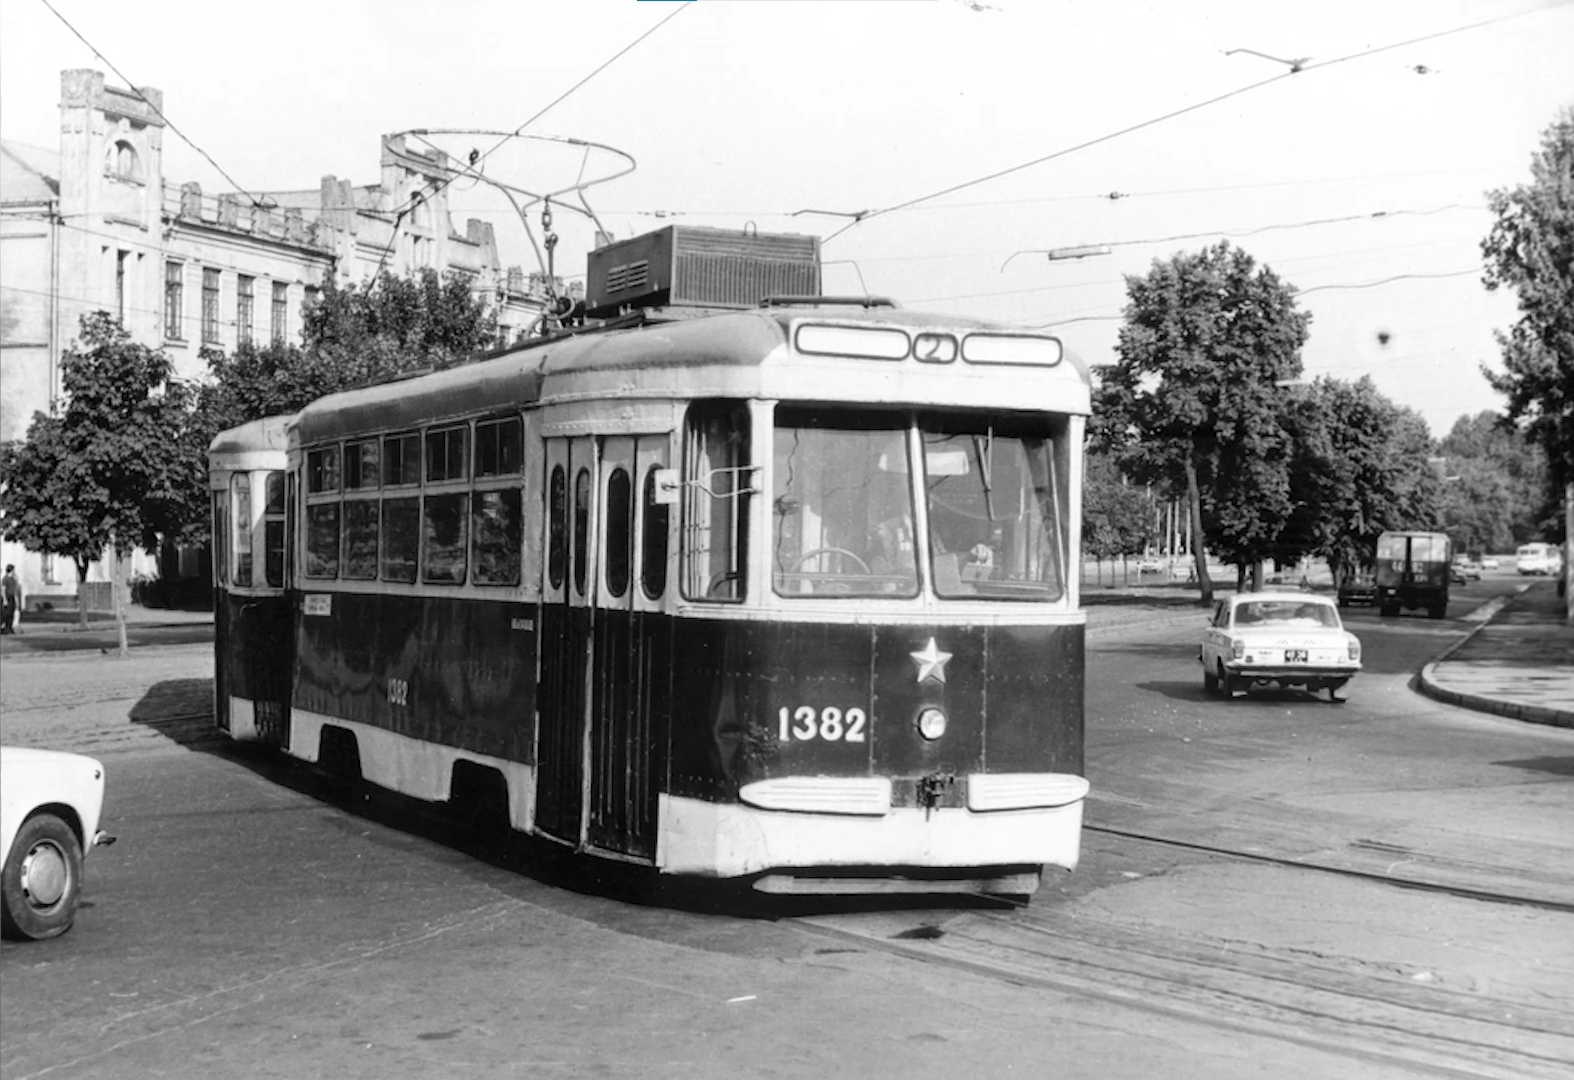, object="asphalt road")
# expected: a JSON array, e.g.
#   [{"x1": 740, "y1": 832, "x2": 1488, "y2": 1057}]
[{"x1": 3, "y1": 580, "x2": 1571, "y2": 1079}]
